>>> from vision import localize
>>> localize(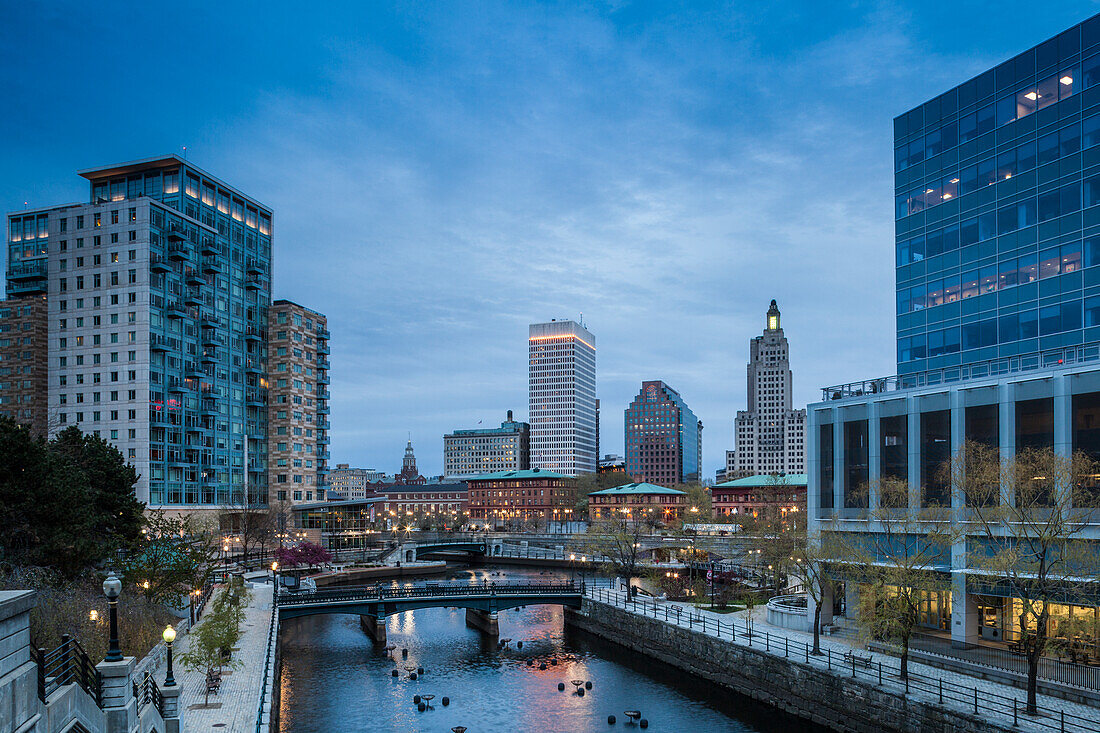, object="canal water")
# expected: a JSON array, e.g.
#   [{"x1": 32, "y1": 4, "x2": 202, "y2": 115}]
[{"x1": 277, "y1": 566, "x2": 802, "y2": 732}]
